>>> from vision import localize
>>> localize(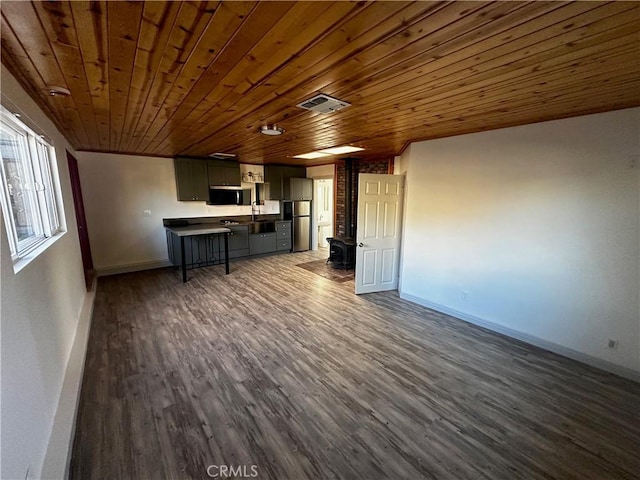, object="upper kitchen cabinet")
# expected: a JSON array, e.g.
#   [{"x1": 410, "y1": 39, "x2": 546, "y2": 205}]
[
  {"x1": 282, "y1": 166, "x2": 306, "y2": 179},
  {"x1": 265, "y1": 165, "x2": 306, "y2": 200},
  {"x1": 207, "y1": 160, "x2": 241, "y2": 186},
  {"x1": 290, "y1": 178, "x2": 313, "y2": 201},
  {"x1": 264, "y1": 165, "x2": 284, "y2": 200},
  {"x1": 175, "y1": 157, "x2": 208, "y2": 201}
]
